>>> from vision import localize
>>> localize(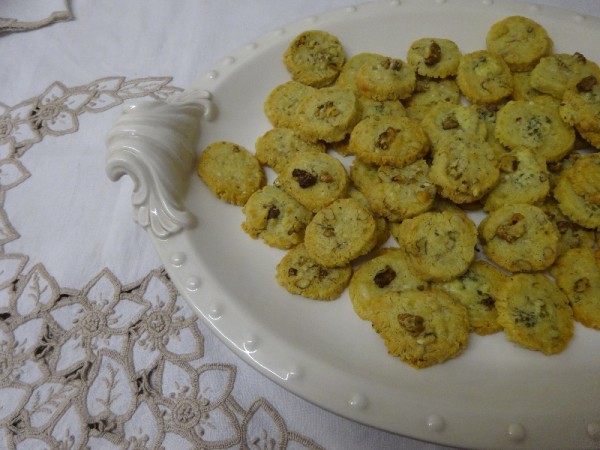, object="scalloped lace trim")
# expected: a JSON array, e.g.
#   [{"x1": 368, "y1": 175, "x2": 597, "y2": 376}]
[
  {"x1": 0, "y1": 77, "x2": 325, "y2": 449},
  {"x1": 0, "y1": 1, "x2": 72, "y2": 34}
]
